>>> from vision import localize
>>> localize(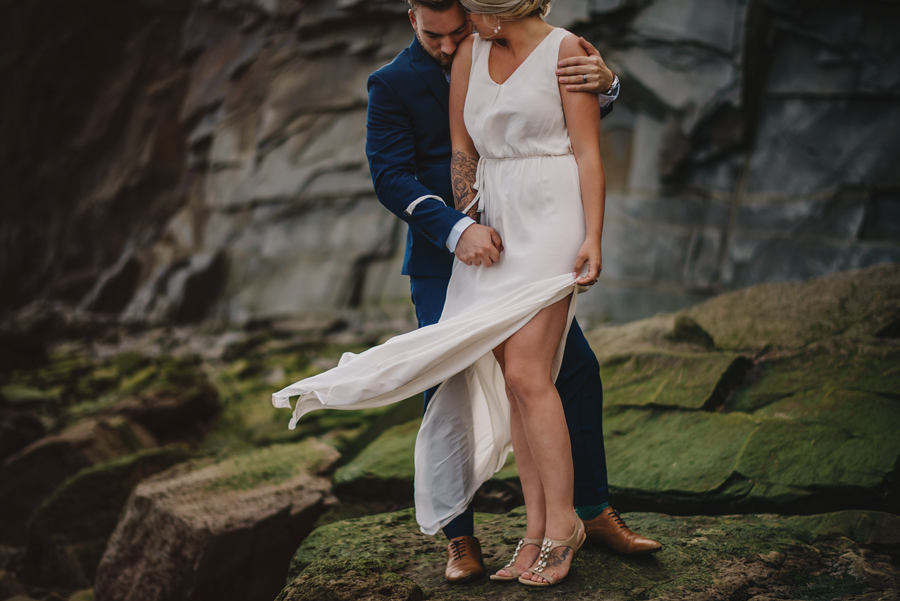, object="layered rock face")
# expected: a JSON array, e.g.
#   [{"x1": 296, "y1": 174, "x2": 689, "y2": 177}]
[{"x1": 1, "y1": 0, "x2": 897, "y2": 328}]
